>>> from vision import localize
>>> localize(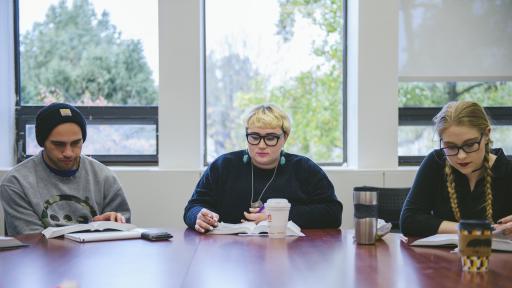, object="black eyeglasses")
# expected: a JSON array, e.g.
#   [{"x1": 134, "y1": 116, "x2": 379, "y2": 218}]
[
  {"x1": 246, "y1": 133, "x2": 283, "y2": 147},
  {"x1": 440, "y1": 133, "x2": 484, "y2": 156}
]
